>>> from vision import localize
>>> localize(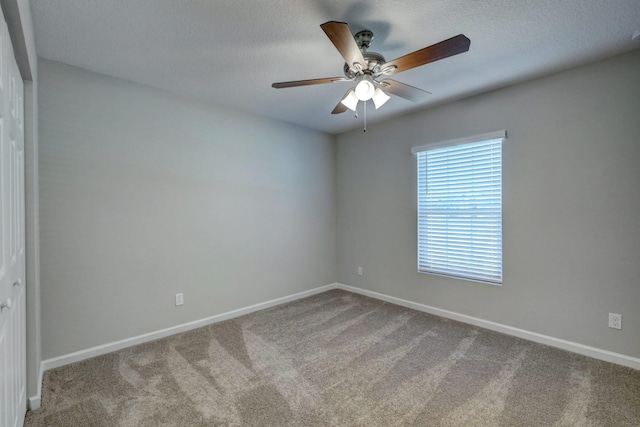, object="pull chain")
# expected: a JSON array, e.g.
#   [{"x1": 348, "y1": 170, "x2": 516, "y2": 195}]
[
  {"x1": 363, "y1": 101, "x2": 367, "y2": 132},
  {"x1": 353, "y1": 102, "x2": 368, "y2": 132}
]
